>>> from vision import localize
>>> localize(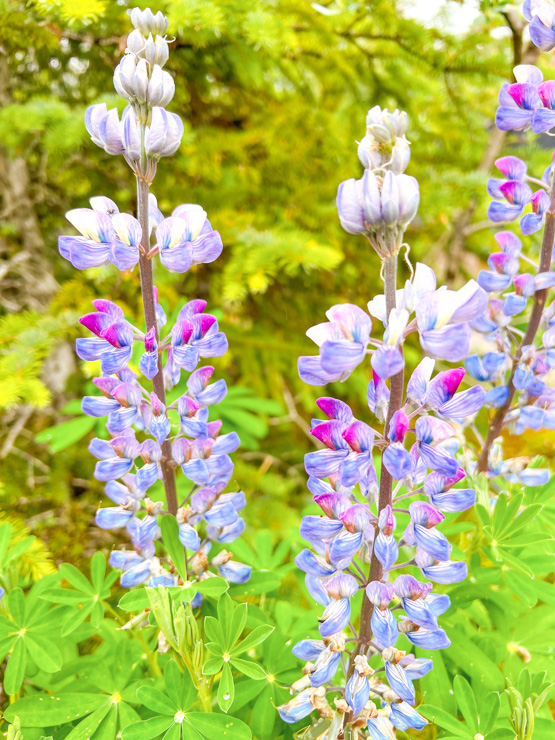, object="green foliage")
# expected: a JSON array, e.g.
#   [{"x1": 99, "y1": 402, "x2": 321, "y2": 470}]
[
  {"x1": 2, "y1": 2, "x2": 555, "y2": 739},
  {"x1": 0, "y1": 312, "x2": 75, "y2": 410}
]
